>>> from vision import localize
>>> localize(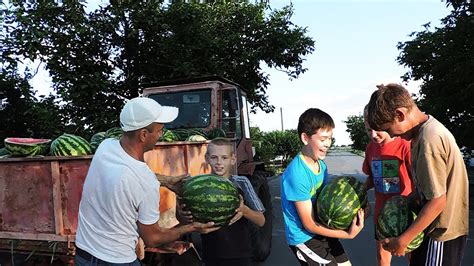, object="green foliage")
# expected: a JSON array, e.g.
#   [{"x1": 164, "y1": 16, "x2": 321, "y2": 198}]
[
  {"x1": 251, "y1": 127, "x2": 300, "y2": 167},
  {"x1": 344, "y1": 114, "x2": 370, "y2": 152},
  {"x1": 0, "y1": 68, "x2": 65, "y2": 144},
  {"x1": 1, "y1": 1, "x2": 314, "y2": 140},
  {"x1": 396, "y1": 0, "x2": 474, "y2": 147}
]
